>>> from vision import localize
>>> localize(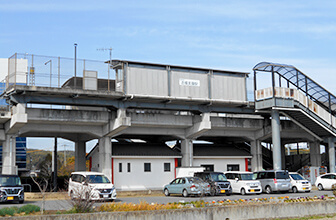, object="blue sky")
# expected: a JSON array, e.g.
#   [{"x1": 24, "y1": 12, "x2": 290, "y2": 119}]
[{"x1": 2, "y1": 0, "x2": 336, "y2": 151}]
